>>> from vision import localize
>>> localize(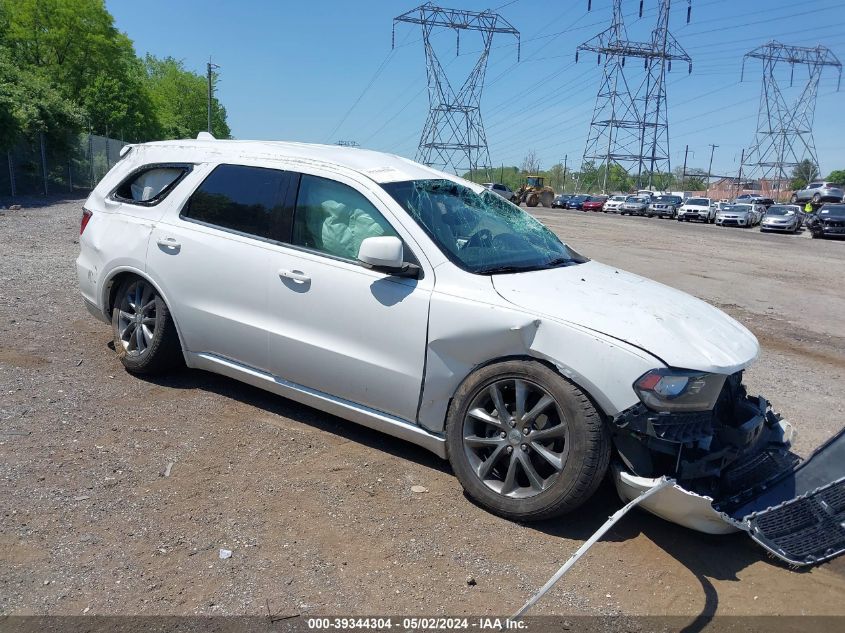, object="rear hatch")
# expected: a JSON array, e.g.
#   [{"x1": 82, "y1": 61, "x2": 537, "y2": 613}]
[{"x1": 716, "y1": 427, "x2": 845, "y2": 566}]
